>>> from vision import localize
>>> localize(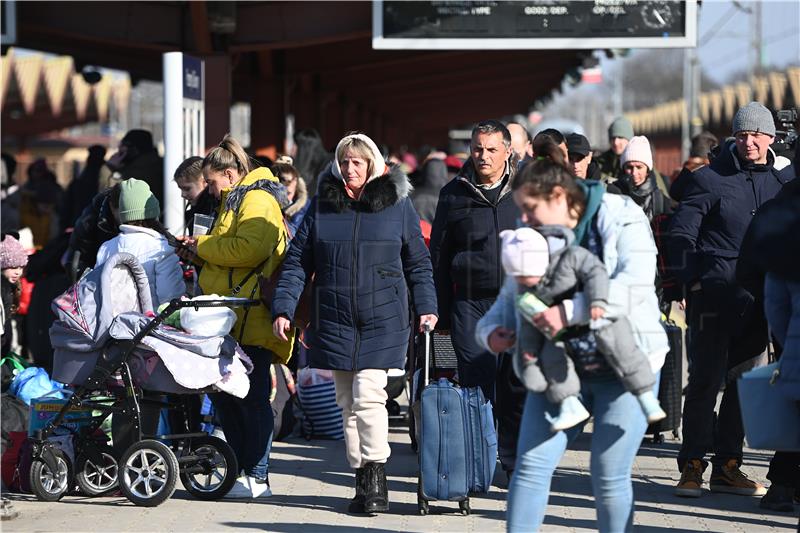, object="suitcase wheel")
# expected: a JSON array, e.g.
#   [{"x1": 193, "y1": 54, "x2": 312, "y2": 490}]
[
  {"x1": 417, "y1": 478, "x2": 428, "y2": 515},
  {"x1": 418, "y1": 497, "x2": 429, "y2": 516},
  {"x1": 459, "y1": 498, "x2": 470, "y2": 516}
]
